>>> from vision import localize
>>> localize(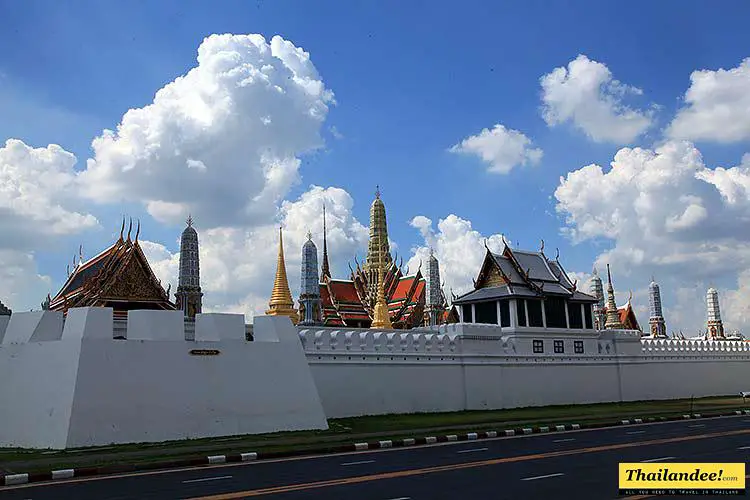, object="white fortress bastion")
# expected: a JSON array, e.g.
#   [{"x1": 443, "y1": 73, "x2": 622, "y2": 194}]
[
  {"x1": 2, "y1": 307, "x2": 750, "y2": 449},
  {"x1": 0, "y1": 308, "x2": 328, "y2": 449}
]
